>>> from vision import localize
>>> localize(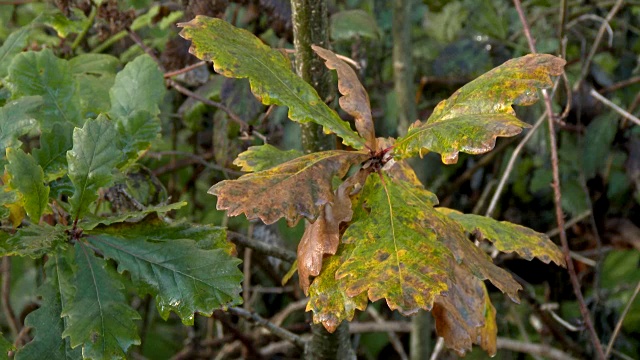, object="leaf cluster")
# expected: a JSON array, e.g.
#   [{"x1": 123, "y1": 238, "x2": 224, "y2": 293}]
[
  {"x1": 0, "y1": 28, "x2": 243, "y2": 358},
  {"x1": 180, "y1": 16, "x2": 567, "y2": 356}
]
